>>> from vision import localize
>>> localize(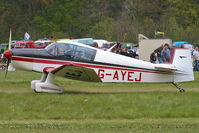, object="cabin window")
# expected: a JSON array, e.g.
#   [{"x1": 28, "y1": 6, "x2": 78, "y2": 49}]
[
  {"x1": 46, "y1": 42, "x2": 96, "y2": 61},
  {"x1": 57, "y1": 43, "x2": 75, "y2": 58},
  {"x1": 74, "y1": 46, "x2": 96, "y2": 62}
]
